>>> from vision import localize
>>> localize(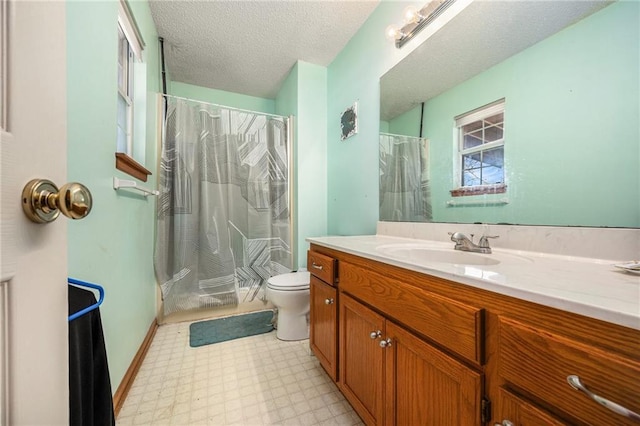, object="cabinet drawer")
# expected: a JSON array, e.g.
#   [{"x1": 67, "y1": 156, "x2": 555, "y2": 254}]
[
  {"x1": 307, "y1": 251, "x2": 336, "y2": 285},
  {"x1": 340, "y1": 262, "x2": 483, "y2": 364},
  {"x1": 498, "y1": 316, "x2": 640, "y2": 425},
  {"x1": 497, "y1": 387, "x2": 565, "y2": 425}
]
